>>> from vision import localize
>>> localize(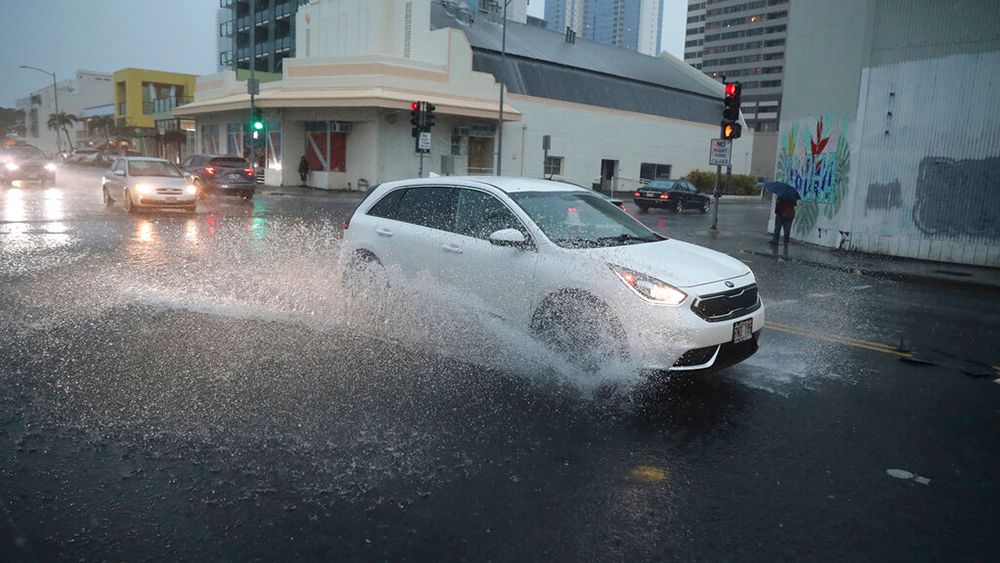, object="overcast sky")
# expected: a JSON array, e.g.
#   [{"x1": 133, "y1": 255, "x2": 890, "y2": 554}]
[{"x1": 1, "y1": 0, "x2": 687, "y2": 107}]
